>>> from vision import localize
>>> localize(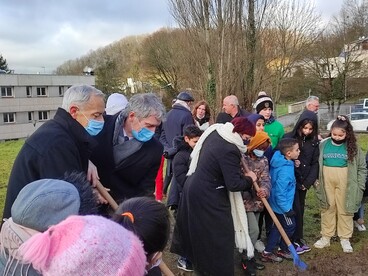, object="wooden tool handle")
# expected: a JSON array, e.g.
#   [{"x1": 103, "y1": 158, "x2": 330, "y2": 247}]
[
  {"x1": 241, "y1": 157, "x2": 292, "y2": 246},
  {"x1": 95, "y1": 180, "x2": 119, "y2": 211}
]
